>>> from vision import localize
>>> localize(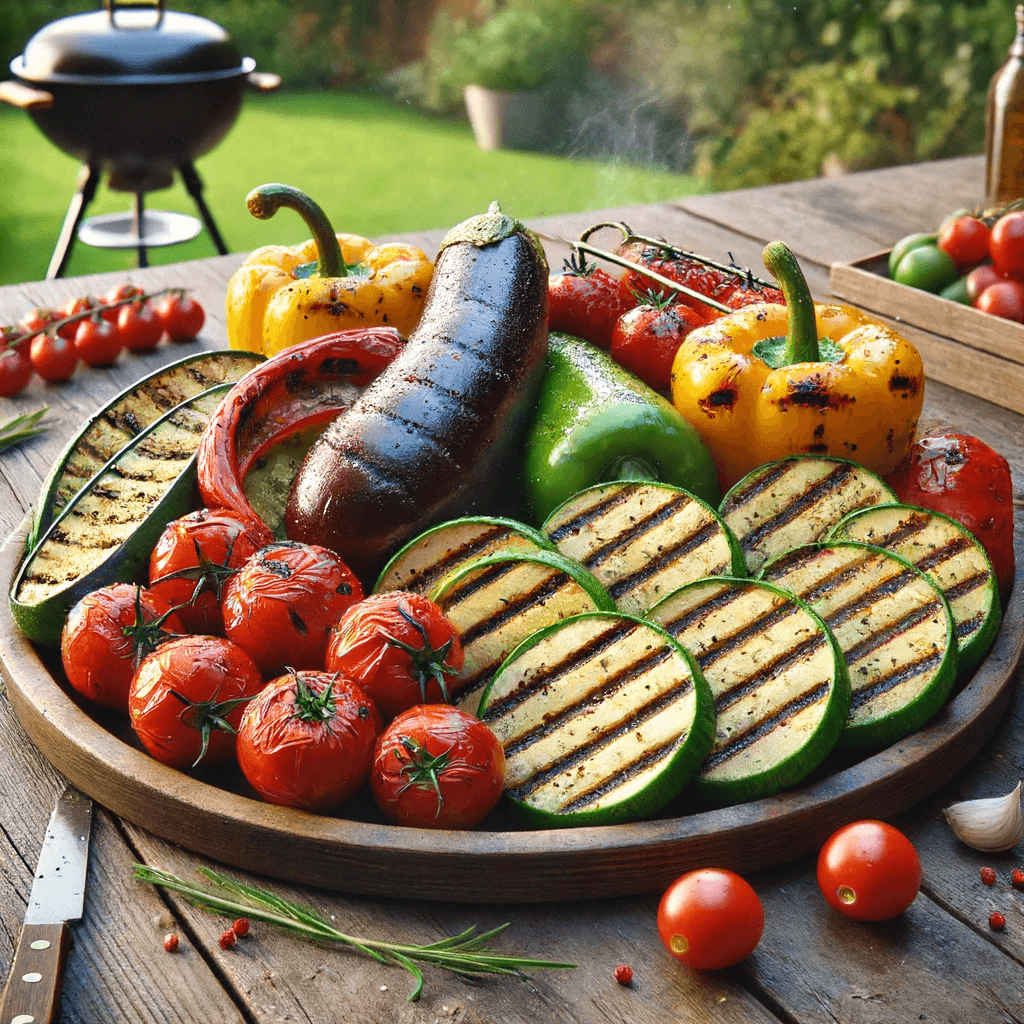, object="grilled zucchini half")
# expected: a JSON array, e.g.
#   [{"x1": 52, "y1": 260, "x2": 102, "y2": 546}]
[
  {"x1": 11, "y1": 384, "x2": 234, "y2": 648},
  {"x1": 720, "y1": 456, "x2": 896, "y2": 573},
  {"x1": 647, "y1": 577, "x2": 850, "y2": 806},
  {"x1": 373, "y1": 516, "x2": 554, "y2": 596},
  {"x1": 758, "y1": 542, "x2": 958, "y2": 750},
  {"x1": 542, "y1": 481, "x2": 745, "y2": 616},
  {"x1": 477, "y1": 612, "x2": 715, "y2": 828},
  {"x1": 827, "y1": 504, "x2": 1000, "y2": 675},
  {"x1": 429, "y1": 549, "x2": 614, "y2": 716}
]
